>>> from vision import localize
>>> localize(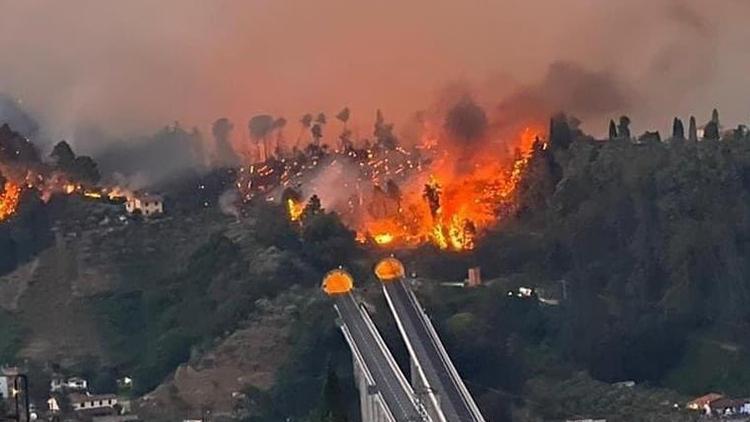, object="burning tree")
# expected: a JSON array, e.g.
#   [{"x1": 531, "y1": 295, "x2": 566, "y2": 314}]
[
  {"x1": 297, "y1": 113, "x2": 314, "y2": 149},
  {"x1": 272, "y1": 117, "x2": 287, "y2": 156},
  {"x1": 336, "y1": 107, "x2": 352, "y2": 150},
  {"x1": 249, "y1": 115, "x2": 276, "y2": 161},
  {"x1": 311, "y1": 113, "x2": 327, "y2": 147},
  {"x1": 373, "y1": 110, "x2": 397, "y2": 150}
]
